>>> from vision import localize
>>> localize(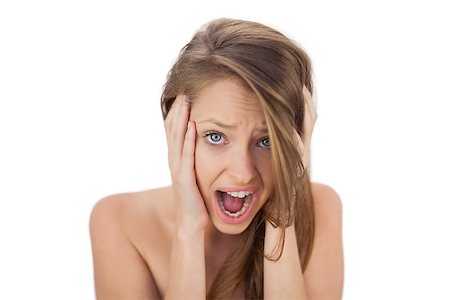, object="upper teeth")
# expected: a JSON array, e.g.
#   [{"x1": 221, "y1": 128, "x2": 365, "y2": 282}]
[{"x1": 226, "y1": 191, "x2": 253, "y2": 198}]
